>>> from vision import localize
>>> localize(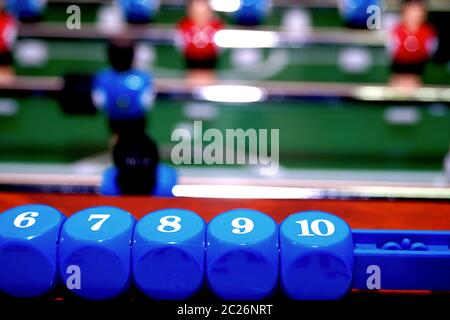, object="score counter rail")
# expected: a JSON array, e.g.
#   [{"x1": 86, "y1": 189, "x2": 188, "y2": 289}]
[{"x1": 0, "y1": 193, "x2": 450, "y2": 301}]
